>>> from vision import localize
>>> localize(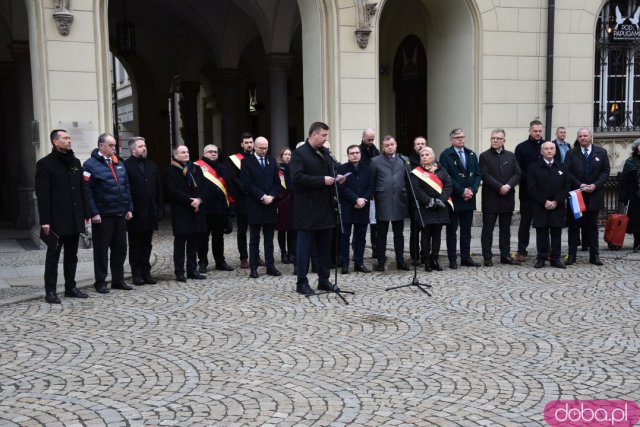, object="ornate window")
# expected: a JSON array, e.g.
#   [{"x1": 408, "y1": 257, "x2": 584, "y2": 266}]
[{"x1": 595, "y1": 0, "x2": 640, "y2": 132}]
